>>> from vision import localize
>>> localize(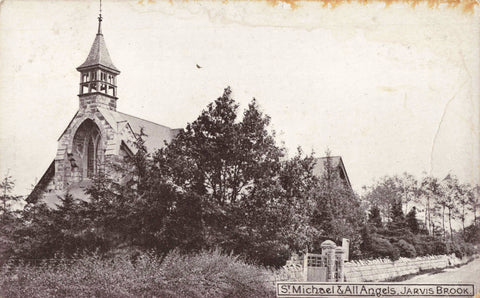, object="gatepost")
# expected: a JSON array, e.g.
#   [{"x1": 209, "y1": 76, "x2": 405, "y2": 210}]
[
  {"x1": 342, "y1": 238, "x2": 350, "y2": 262},
  {"x1": 335, "y1": 247, "x2": 345, "y2": 281},
  {"x1": 321, "y1": 240, "x2": 336, "y2": 282}
]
